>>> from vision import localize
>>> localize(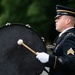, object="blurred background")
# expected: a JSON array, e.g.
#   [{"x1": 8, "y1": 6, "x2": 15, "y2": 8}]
[{"x1": 0, "y1": 0, "x2": 75, "y2": 45}]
